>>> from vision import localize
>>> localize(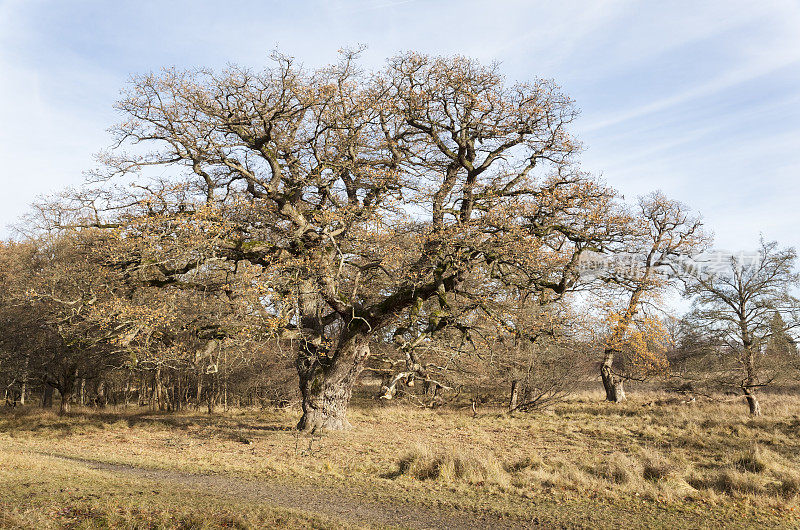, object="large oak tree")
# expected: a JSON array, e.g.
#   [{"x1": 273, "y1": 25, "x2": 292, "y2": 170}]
[{"x1": 81, "y1": 51, "x2": 627, "y2": 430}]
